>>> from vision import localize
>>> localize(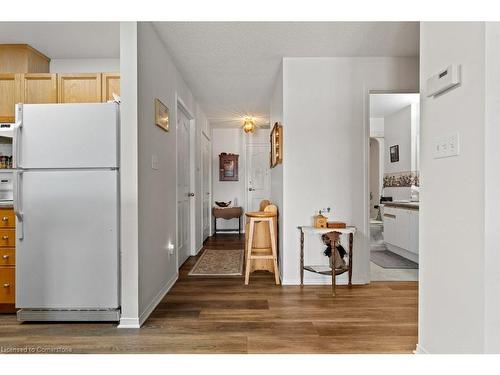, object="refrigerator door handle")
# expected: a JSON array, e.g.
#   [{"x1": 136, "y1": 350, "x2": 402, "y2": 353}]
[
  {"x1": 13, "y1": 104, "x2": 23, "y2": 169},
  {"x1": 13, "y1": 170, "x2": 23, "y2": 239}
]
